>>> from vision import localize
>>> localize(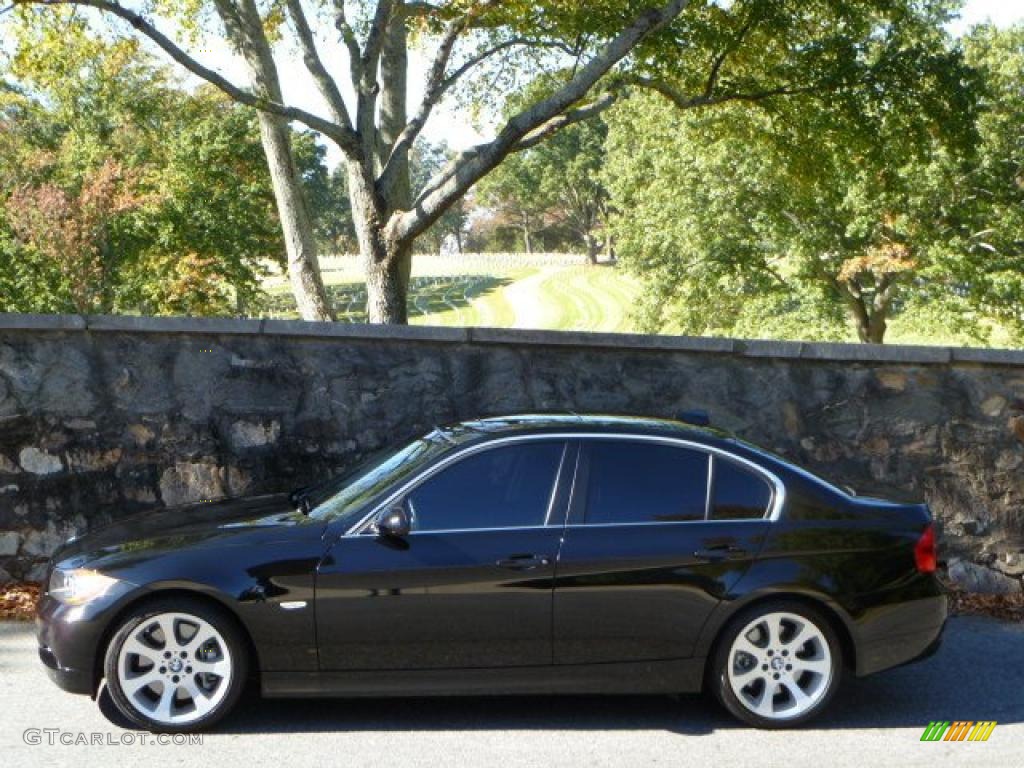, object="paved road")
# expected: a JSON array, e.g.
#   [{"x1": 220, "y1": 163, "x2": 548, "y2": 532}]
[{"x1": 1, "y1": 616, "x2": 1021, "y2": 768}]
